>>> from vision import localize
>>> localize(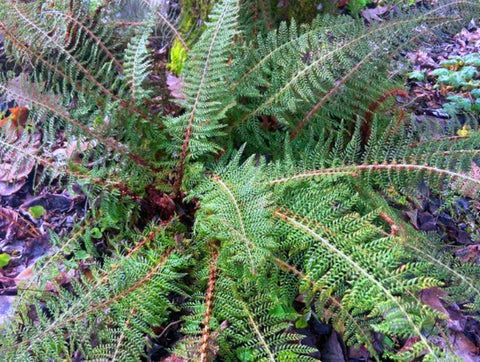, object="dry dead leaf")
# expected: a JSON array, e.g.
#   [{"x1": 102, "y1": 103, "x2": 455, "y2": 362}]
[
  {"x1": 455, "y1": 245, "x2": 480, "y2": 263},
  {"x1": 13, "y1": 265, "x2": 33, "y2": 283},
  {"x1": 406, "y1": 50, "x2": 439, "y2": 68},
  {"x1": 361, "y1": 5, "x2": 392, "y2": 23},
  {"x1": 0, "y1": 180, "x2": 26, "y2": 196},
  {"x1": 167, "y1": 72, "x2": 185, "y2": 99},
  {"x1": 0, "y1": 158, "x2": 35, "y2": 182},
  {"x1": 419, "y1": 287, "x2": 449, "y2": 315},
  {"x1": 450, "y1": 331, "x2": 480, "y2": 362},
  {"x1": 0, "y1": 206, "x2": 33, "y2": 244}
]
